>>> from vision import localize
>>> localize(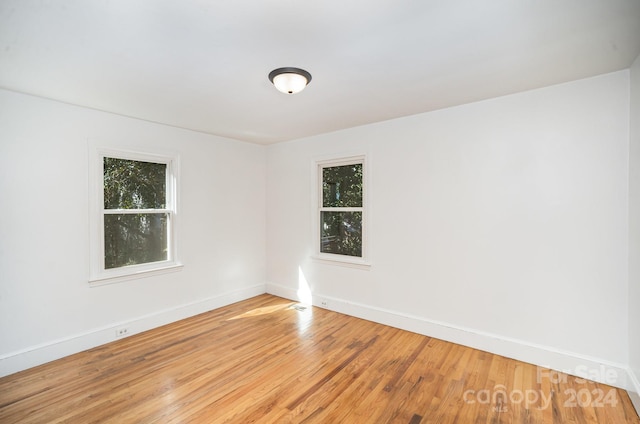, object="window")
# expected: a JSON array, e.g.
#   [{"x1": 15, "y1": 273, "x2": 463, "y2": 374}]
[
  {"x1": 316, "y1": 156, "x2": 369, "y2": 266},
  {"x1": 90, "y1": 148, "x2": 180, "y2": 284}
]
